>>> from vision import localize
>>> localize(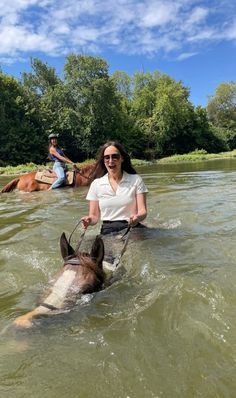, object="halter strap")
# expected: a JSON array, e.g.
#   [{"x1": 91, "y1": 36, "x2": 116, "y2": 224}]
[
  {"x1": 63, "y1": 258, "x2": 83, "y2": 266},
  {"x1": 40, "y1": 302, "x2": 59, "y2": 311}
]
